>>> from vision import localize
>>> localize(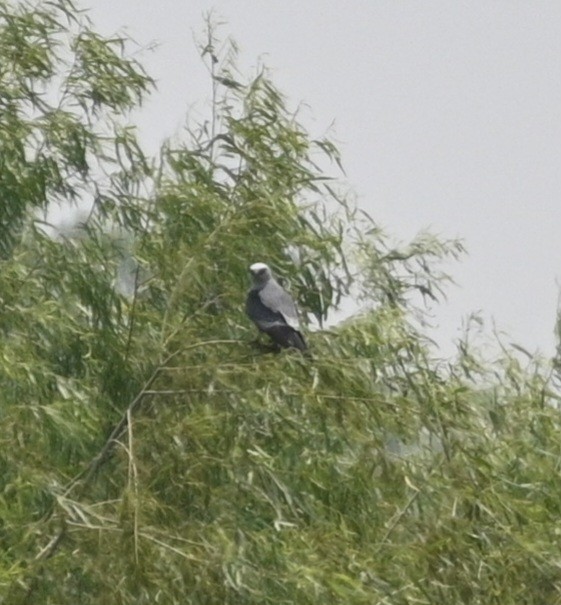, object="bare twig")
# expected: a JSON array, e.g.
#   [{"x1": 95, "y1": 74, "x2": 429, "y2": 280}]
[{"x1": 126, "y1": 408, "x2": 139, "y2": 564}]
